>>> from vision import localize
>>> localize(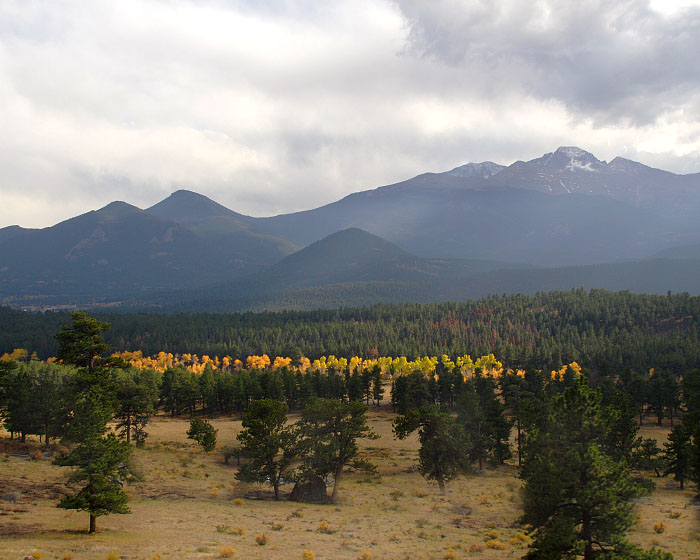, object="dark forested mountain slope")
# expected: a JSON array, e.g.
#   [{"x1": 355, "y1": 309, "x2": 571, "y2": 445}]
[
  {"x1": 249, "y1": 186, "x2": 684, "y2": 265},
  {"x1": 0, "y1": 198, "x2": 295, "y2": 306},
  {"x1": 2, "y1": 146, "x2": 700, "y2": 309}
]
